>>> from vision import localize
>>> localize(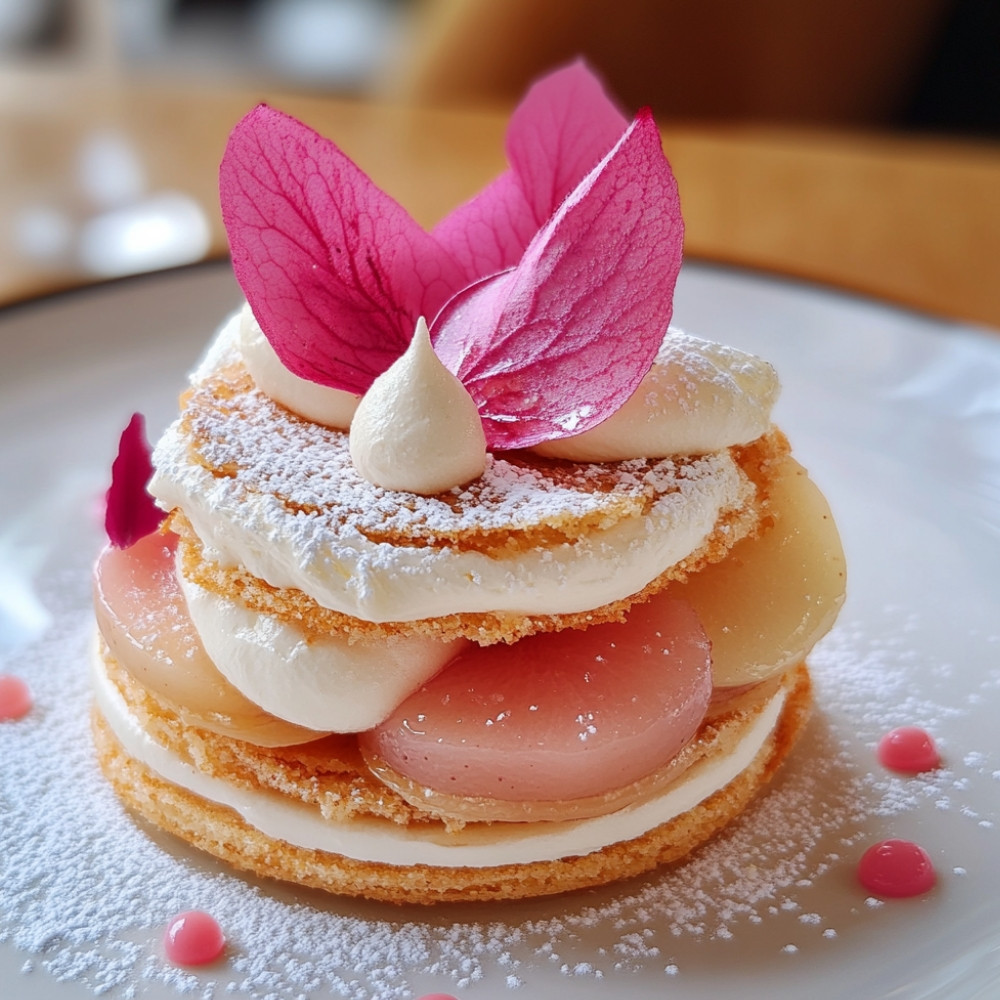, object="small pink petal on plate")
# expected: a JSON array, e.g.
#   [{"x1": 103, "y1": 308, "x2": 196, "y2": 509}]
[
  {"x1": 105, "y1": 413, "x2": 164, "y2": 549},
  {"x1": 434, "y1": 110, "x2": 683, "y2": 450},
  {"x1": 221, "y1": 105, "x2": 465, "y2": 394}
]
